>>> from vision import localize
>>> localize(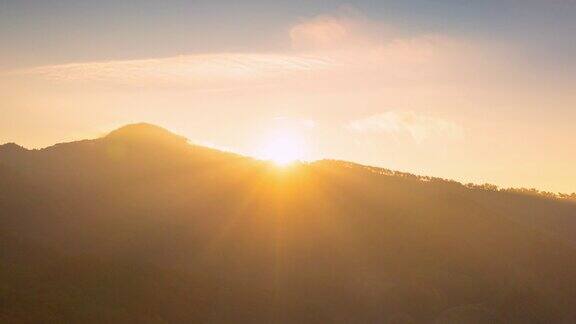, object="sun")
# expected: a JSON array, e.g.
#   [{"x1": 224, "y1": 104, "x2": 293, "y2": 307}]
[{"x1": 256, "y1": 132, "x2": 305, "y2": 166}]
